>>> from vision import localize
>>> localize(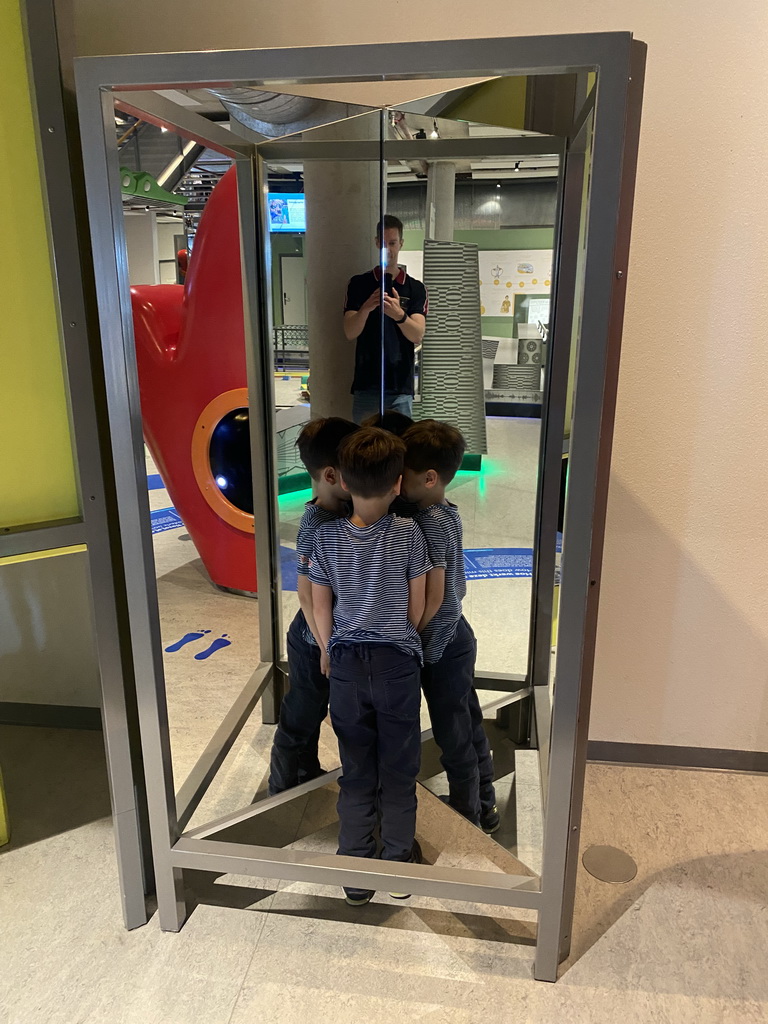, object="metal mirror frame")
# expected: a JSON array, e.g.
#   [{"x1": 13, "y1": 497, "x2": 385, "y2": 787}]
[{"x1": 58, "y1": 33, "x2": 645, "y2": 982}]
